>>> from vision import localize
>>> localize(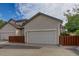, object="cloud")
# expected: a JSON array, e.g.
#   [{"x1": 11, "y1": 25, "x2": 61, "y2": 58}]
[{"x1": 15, "y1": 3, "x2": 77, "y2": 24}]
